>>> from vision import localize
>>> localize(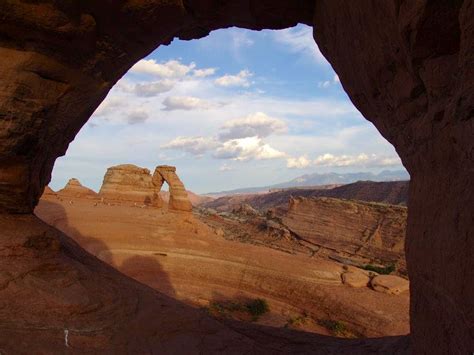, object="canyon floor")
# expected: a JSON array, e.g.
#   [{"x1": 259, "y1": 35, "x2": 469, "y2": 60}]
[{"x1": 35, "y1": 194, "x2": 409, "y2": 339}]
